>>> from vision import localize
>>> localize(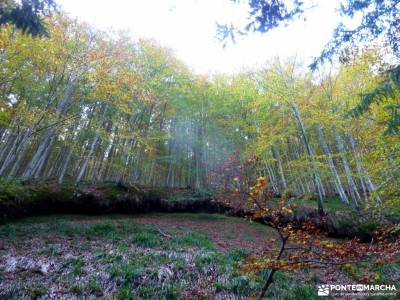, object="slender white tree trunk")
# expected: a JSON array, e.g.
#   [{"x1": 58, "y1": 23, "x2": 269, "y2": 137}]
[
  {"x1": 271, "y1": 147, "x2": 287, "y2": 191},
  {"x1": 291, "y1": 102, "x2": 325, "y2": 215},
  {"x1": 348, "y1": 133, "x2": 381, "y2": 203},
  {"x1": 76, "y1": 132, "x2": 99, "y2": 184},
  {"x1": 59, "y1": 147, "x2": 73, "y2": 184},
  {"x1": 317, "y1": 126, "x2": 349, "y2": 204},
  {"x1": 334, "y1": 126, "x2": 361, "y2": 206},
  {"x1": 22, "y1": 79, "x2": 77, "y2": 178}
]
